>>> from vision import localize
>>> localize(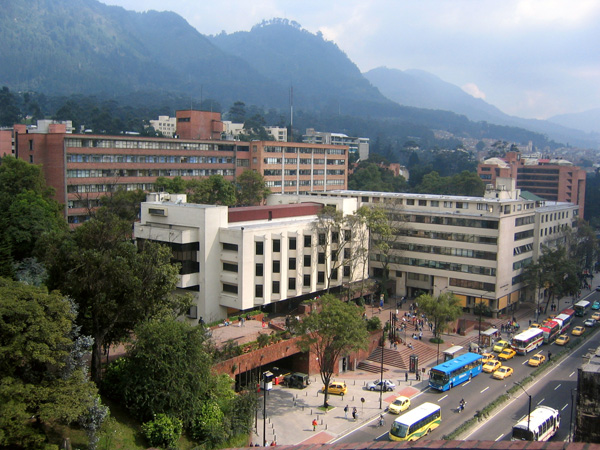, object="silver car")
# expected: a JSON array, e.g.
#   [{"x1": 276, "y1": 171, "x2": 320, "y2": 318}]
[{"x1": 366, "y1": 379, "x2": 396, "y2": 392}]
